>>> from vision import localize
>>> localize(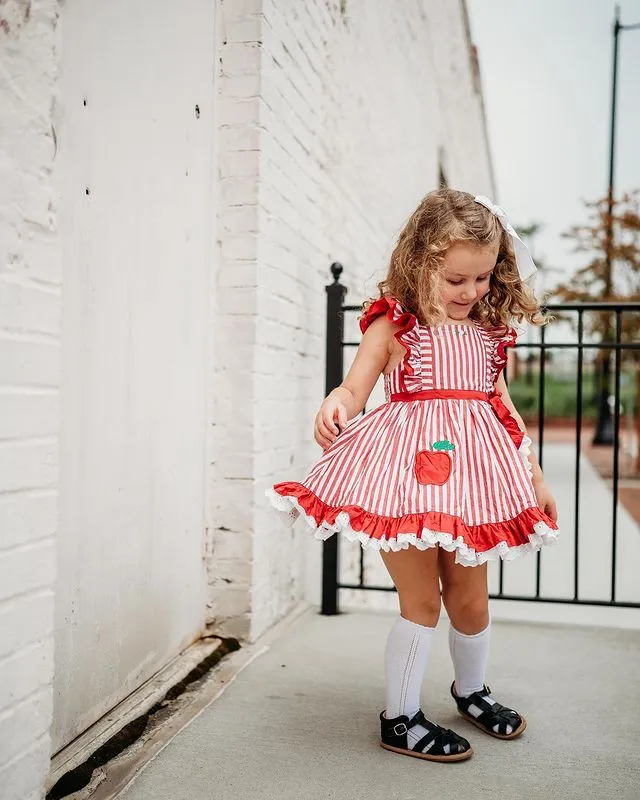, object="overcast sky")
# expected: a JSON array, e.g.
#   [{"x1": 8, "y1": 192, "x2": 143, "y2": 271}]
[{"x1": 466, "y1": 0, "x2": 640, "y2": 292}]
